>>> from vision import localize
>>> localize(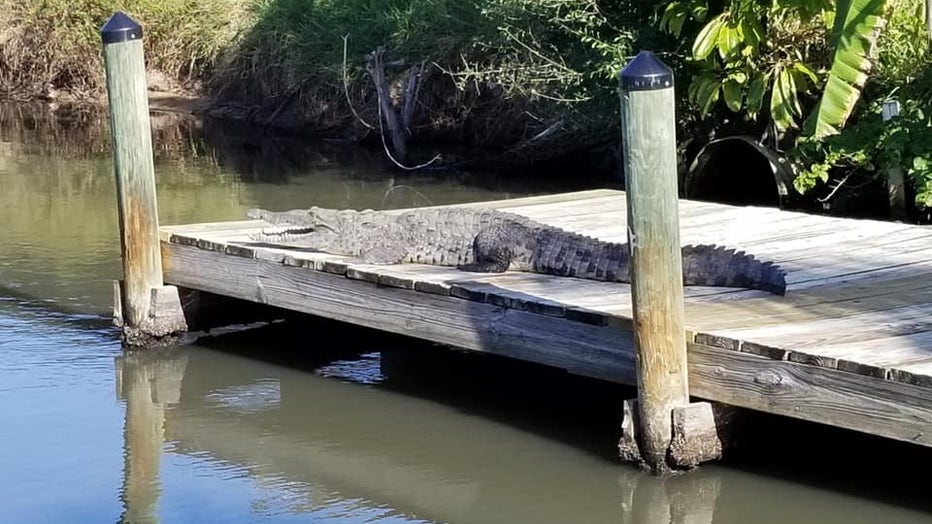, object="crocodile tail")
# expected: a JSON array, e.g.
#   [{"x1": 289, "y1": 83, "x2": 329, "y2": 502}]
[{"x1": 681, "y1": 244, "x2": 787, "y2": 295}]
